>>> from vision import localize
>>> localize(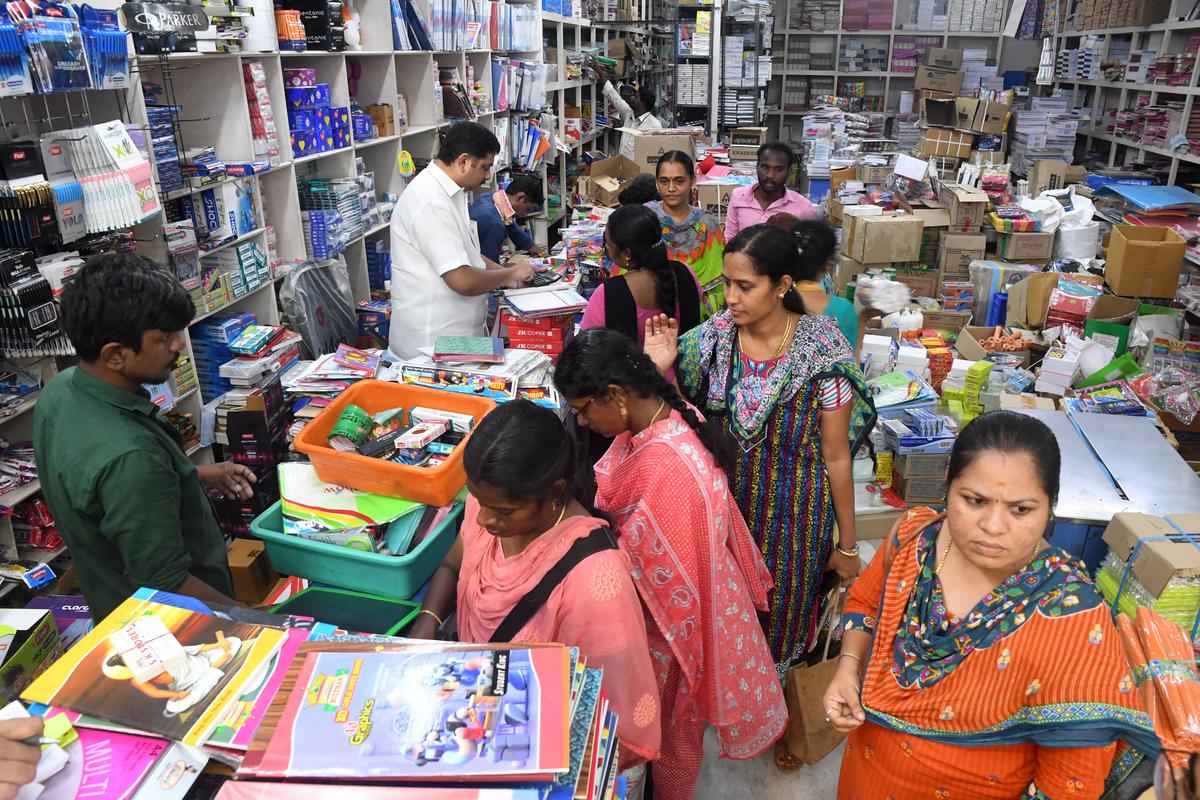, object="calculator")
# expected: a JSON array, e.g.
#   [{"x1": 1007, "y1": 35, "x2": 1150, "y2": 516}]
[{"x1": 526, "y1": 270, "x2": 562, "y2": 287}]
